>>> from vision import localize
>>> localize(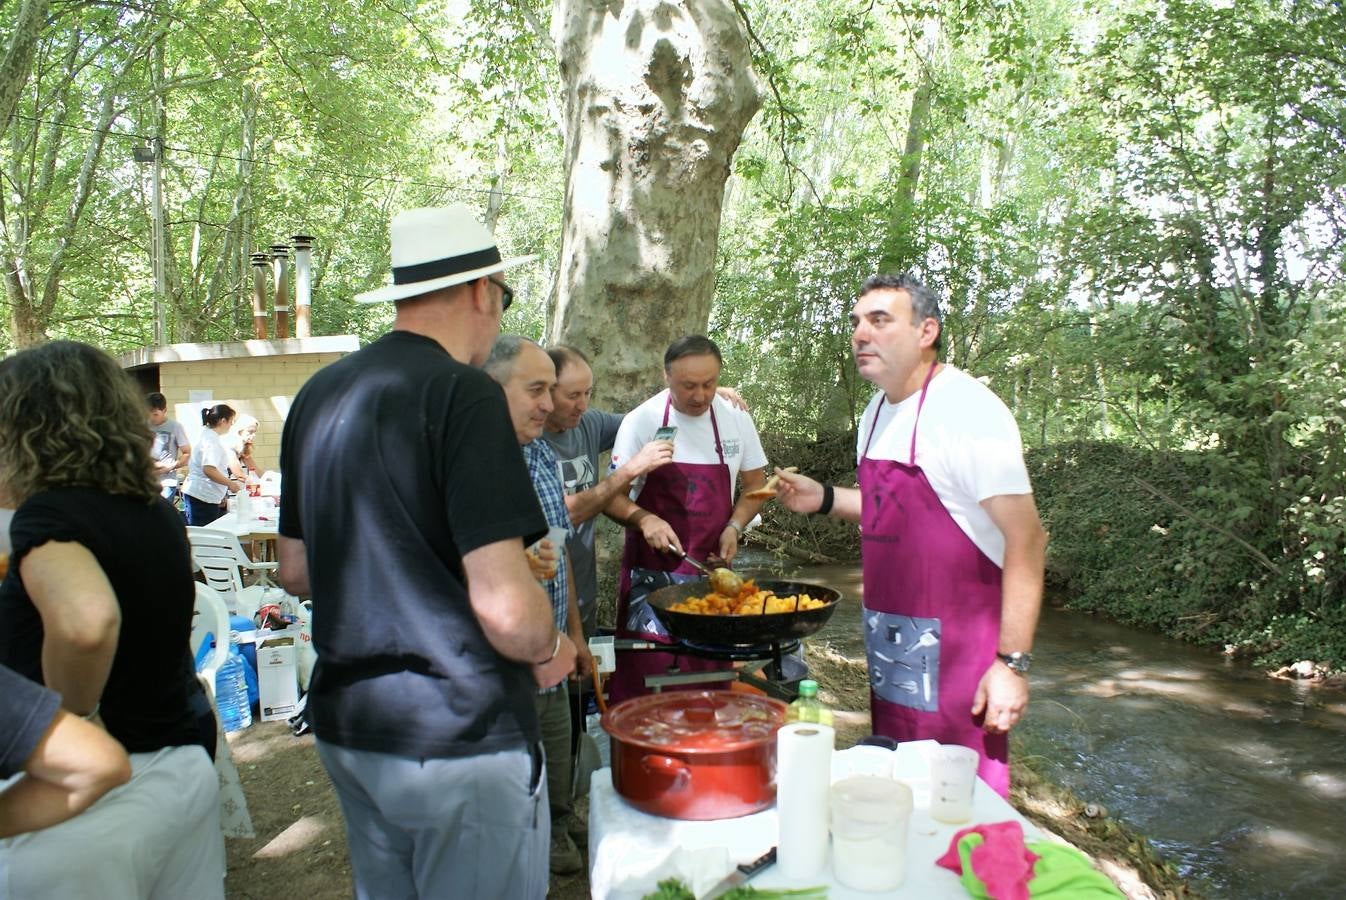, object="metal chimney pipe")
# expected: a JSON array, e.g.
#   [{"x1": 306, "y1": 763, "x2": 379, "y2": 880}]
[
  {"x1": 271, "y1": 244, "x2": 291, "y2": 340},
  {"x1": 250, "y1": 253, "x2": 271, "y2": 339},
  {"x1": 292, "y1": 234, "x2": 314, "y2": 338}
]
